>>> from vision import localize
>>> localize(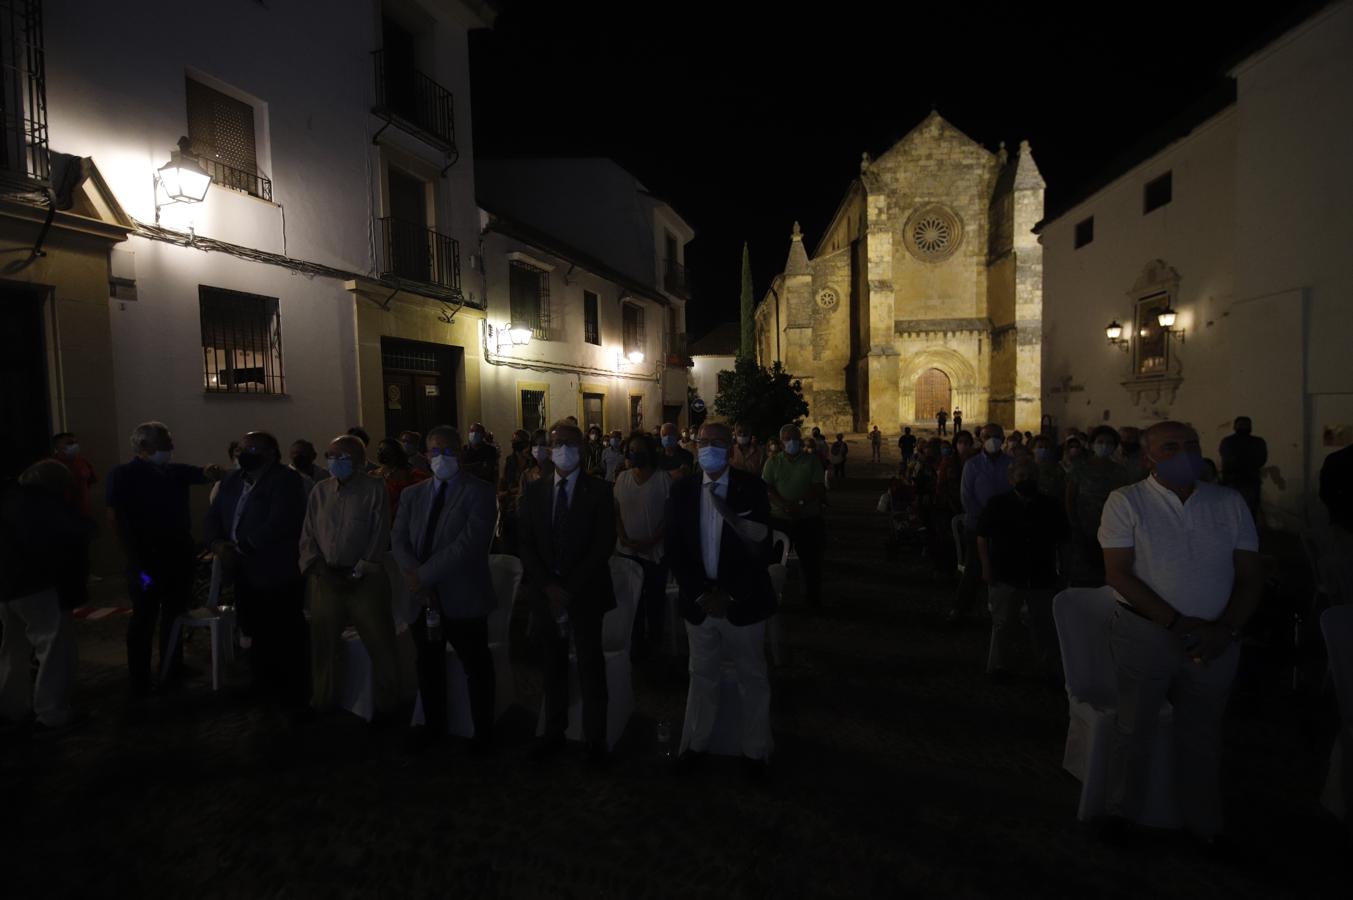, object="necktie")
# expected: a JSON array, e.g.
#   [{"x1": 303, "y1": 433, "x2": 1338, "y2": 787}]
[
  {"x1": 419, "y1": 480, "x2": 447, "y2": 563},
  {"x1": 552, "y1": 477, "x2": 569, "y2": 565}
]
